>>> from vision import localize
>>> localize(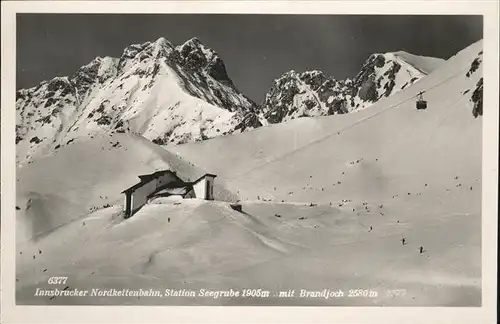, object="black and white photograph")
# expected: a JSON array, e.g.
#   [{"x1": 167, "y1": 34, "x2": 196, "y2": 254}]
[{"x1": 1, "y1": 1, "x2": 499, "y2": 323}]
